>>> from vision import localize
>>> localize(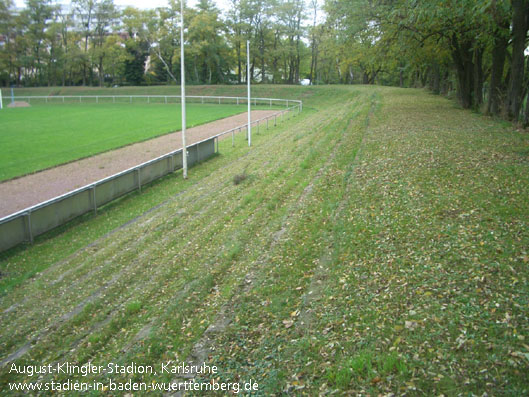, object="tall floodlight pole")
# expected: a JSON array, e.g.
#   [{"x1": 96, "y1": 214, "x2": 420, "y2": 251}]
[
  {"x1": 247, "y1": 40, "x2": 251, "y2": 147},
  {"x1": 180, "y1": 0, "x2": 188, "y2": 179}
]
